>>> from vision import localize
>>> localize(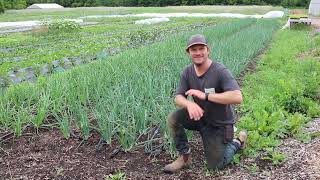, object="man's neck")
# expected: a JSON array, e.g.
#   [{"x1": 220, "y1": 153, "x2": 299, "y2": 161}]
[{"x1": 194, "y1": 59, "x2": 212, "y2": 76}]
